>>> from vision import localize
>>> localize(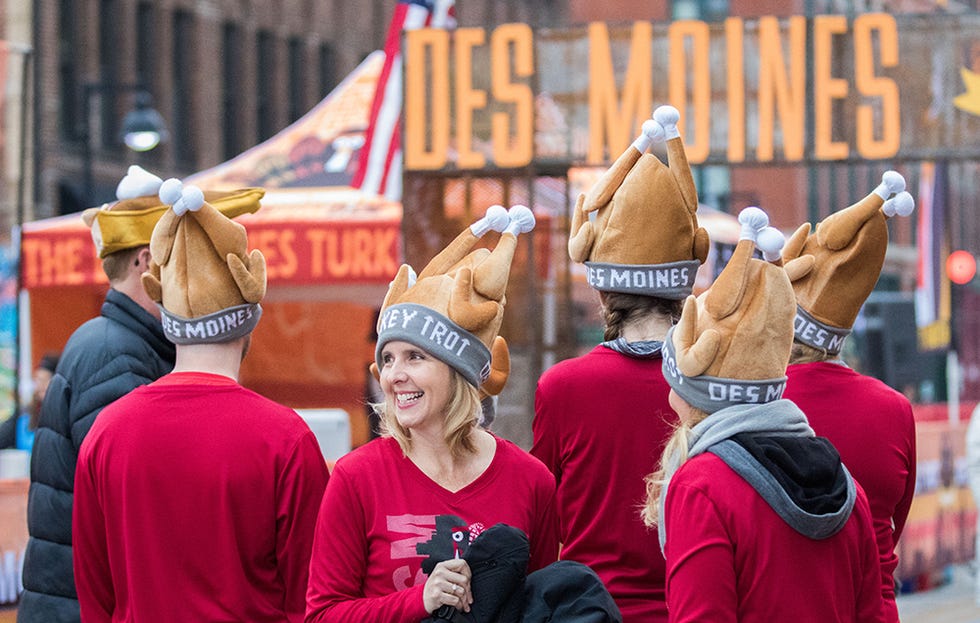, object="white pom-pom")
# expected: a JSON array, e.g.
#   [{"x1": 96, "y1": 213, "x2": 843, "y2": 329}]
[
  {"x1": 883, "y1": 191, "x2": 914, "y2": 217},
  {"x1": 882, "y1": 170, "x2": 905, "y2": 192},
  {"x1": 632, "y1": 119, "x2": 664, "y2": 152},
  {"x1": 653, "y1": 105, "x2": 680, "y2": 139},
  {"x1": 159, "y1": 178, "x2": 184, "y2": 205},
  {"x1": 641, "y1": 119, "x2": 662, "y2": 140},
  {"x1": 737, "y1": 206, "x2": 769, "y2": 240},
  {"x1": 487, "y1": 205, "x2": 510, "y2": 231},
  {"x1": 653, "y1": 106, "x2": 680, "y2": 127},
  {"x1": 181, "y1": 186, "x2": 205, "y2": 212},
  {"x1": 505, "y1": 205, "x2": 536, "y2": 235},
  {"x1": 875, "y1": 170, "x2": 906, "y2": 199},
  {"x1": 757, "y1": 227, "x2": 786, "y2": 261},
  {"x1": 471, "y1": 204, "x2": 510, "y2": 236},
  {"x1": 116, "y1": 165, "x2": 163, "y2": 200}
]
